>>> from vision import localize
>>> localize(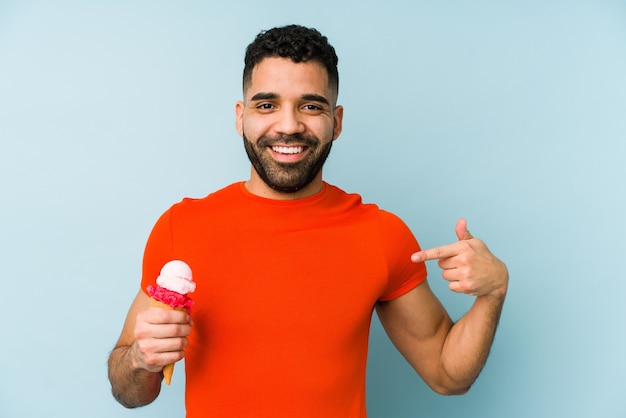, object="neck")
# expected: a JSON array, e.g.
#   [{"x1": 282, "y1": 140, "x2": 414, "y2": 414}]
[{"x1": 245, "y1": 170, "x2": 324, "y2": 200}]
